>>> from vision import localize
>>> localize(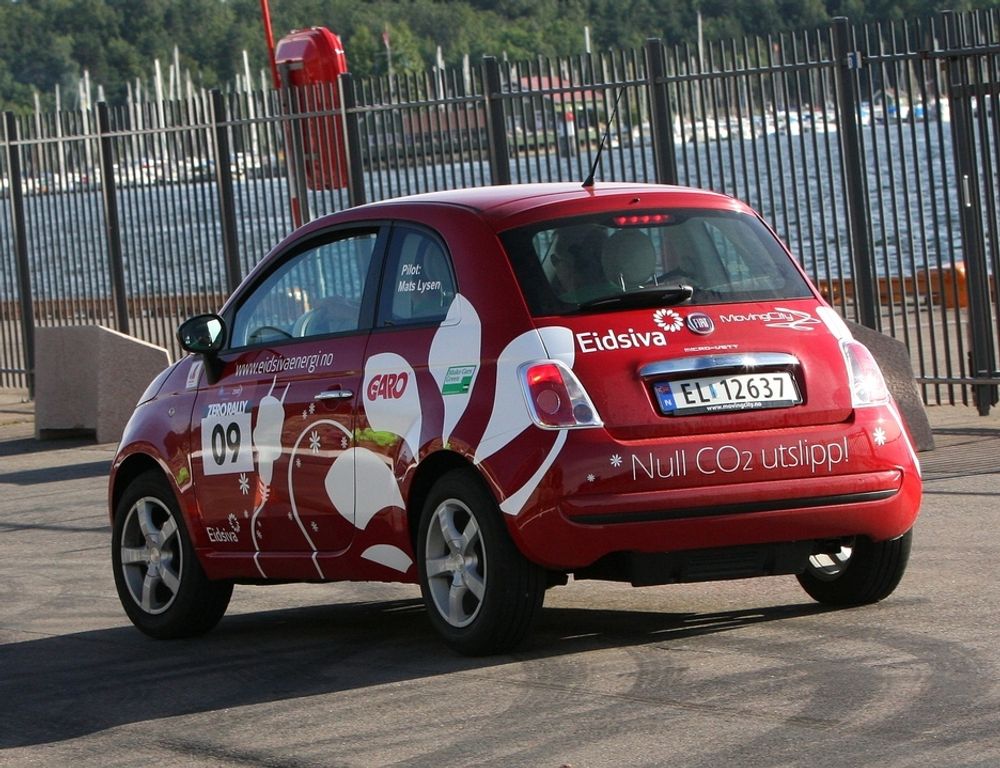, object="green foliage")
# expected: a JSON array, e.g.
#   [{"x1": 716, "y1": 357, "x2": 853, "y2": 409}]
[{"x1": 0, "y1": 0, "x2": 994, "y2": 111}]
